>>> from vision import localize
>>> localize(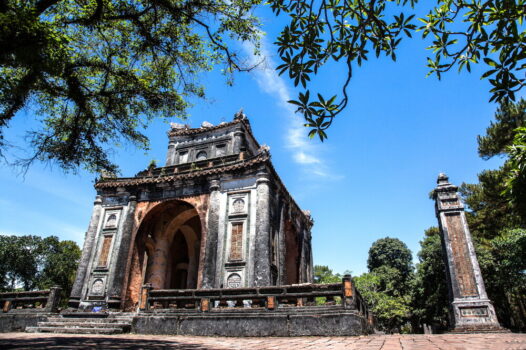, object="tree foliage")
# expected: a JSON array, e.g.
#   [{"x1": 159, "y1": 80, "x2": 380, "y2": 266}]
[
  {"x1": 411, "y1": 227, "x2": 449, "y2": 332},
  {"x1": 313, "y1": 265, "x2": 342, "y2": 284},
  {"x1": 367, "y1": 237, "x2": 413, "y2": 281},
  {"x1": 0, "y1": 0, "x2": 261, "y2": 172},
  {"x1": 269, "y1": 0, "x2": 526, "y2": 140},
  {"x1": 505, "y1": 127, "x2": 526, "y2": 216},
  {"x1": 452, "y1": 100, "x2": 526, "y2": 330},
  {"x1": 478, "y1": 99, "x2": 526, "y2": 159},
  {"x1": 354, "y1": 271, "x2": 411, "y2": 333},
  {"x1": 354, "y1": 237, "x2": 414, "y2": 333},
  {"x1": 459, "y1": 100, "x2": 526, "y2": 238},
  {"x1": 0, "y1": 235, "x2": 81, "y2": 300},
  {"x1": 459, "y1": 167, "x2": 524, "y2": 240}
]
